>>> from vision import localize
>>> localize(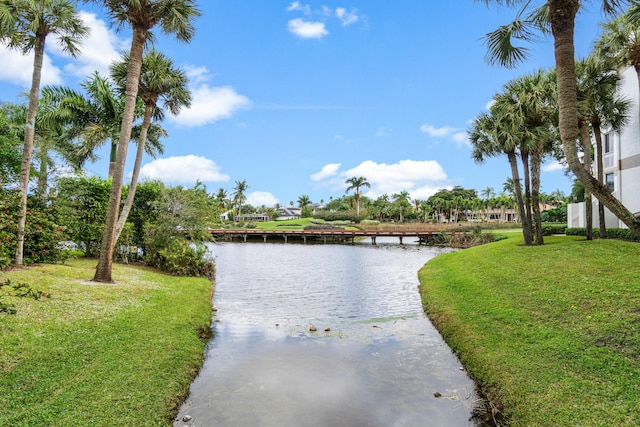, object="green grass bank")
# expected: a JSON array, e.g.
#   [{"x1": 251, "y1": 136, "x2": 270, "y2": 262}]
[
  {"x1": 419, "y1": 235, "x2": 640, "y2": 426},
  {"x1": 0, "y1": 259, "x2": 213, "y2": 426}
]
